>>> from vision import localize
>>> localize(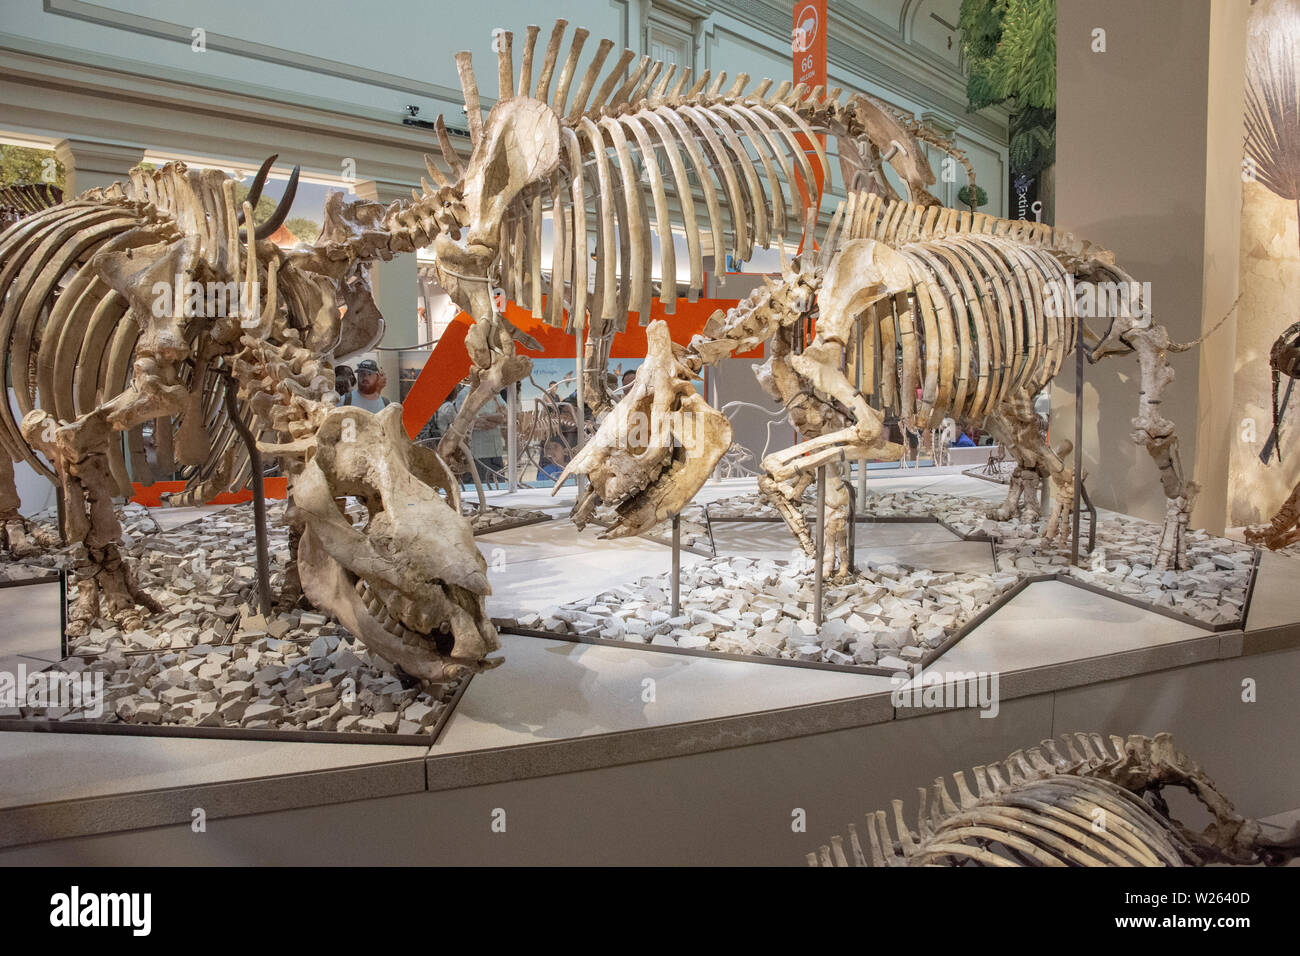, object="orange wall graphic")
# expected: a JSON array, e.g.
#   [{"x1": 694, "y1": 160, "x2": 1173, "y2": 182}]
[{"x1": 399, "y1": 296, "x2": 753, "y2": 438}]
